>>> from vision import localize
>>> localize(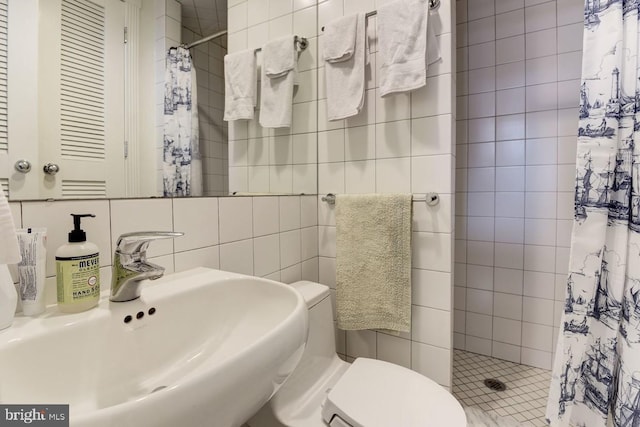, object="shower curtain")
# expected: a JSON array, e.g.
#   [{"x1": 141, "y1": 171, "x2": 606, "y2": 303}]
[
  {"x1": 163, "y1": 46, "x2": 202, "y2": 197},
  {"x1": 546, "y1": 1, "x2": 640, "y2": 426}
]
